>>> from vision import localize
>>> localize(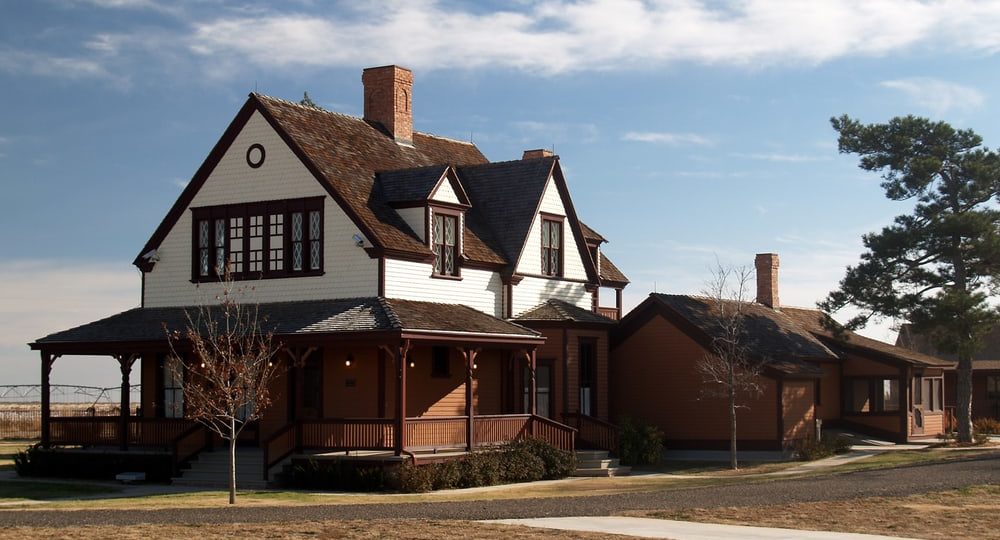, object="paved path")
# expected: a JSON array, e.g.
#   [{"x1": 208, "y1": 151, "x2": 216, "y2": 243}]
[
  {"x1": 491, "y1": 517, "x2": 917, "y2": 540},
  {"x1": 0, "y1": 451, "x2": 996, "y2": 528}
]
